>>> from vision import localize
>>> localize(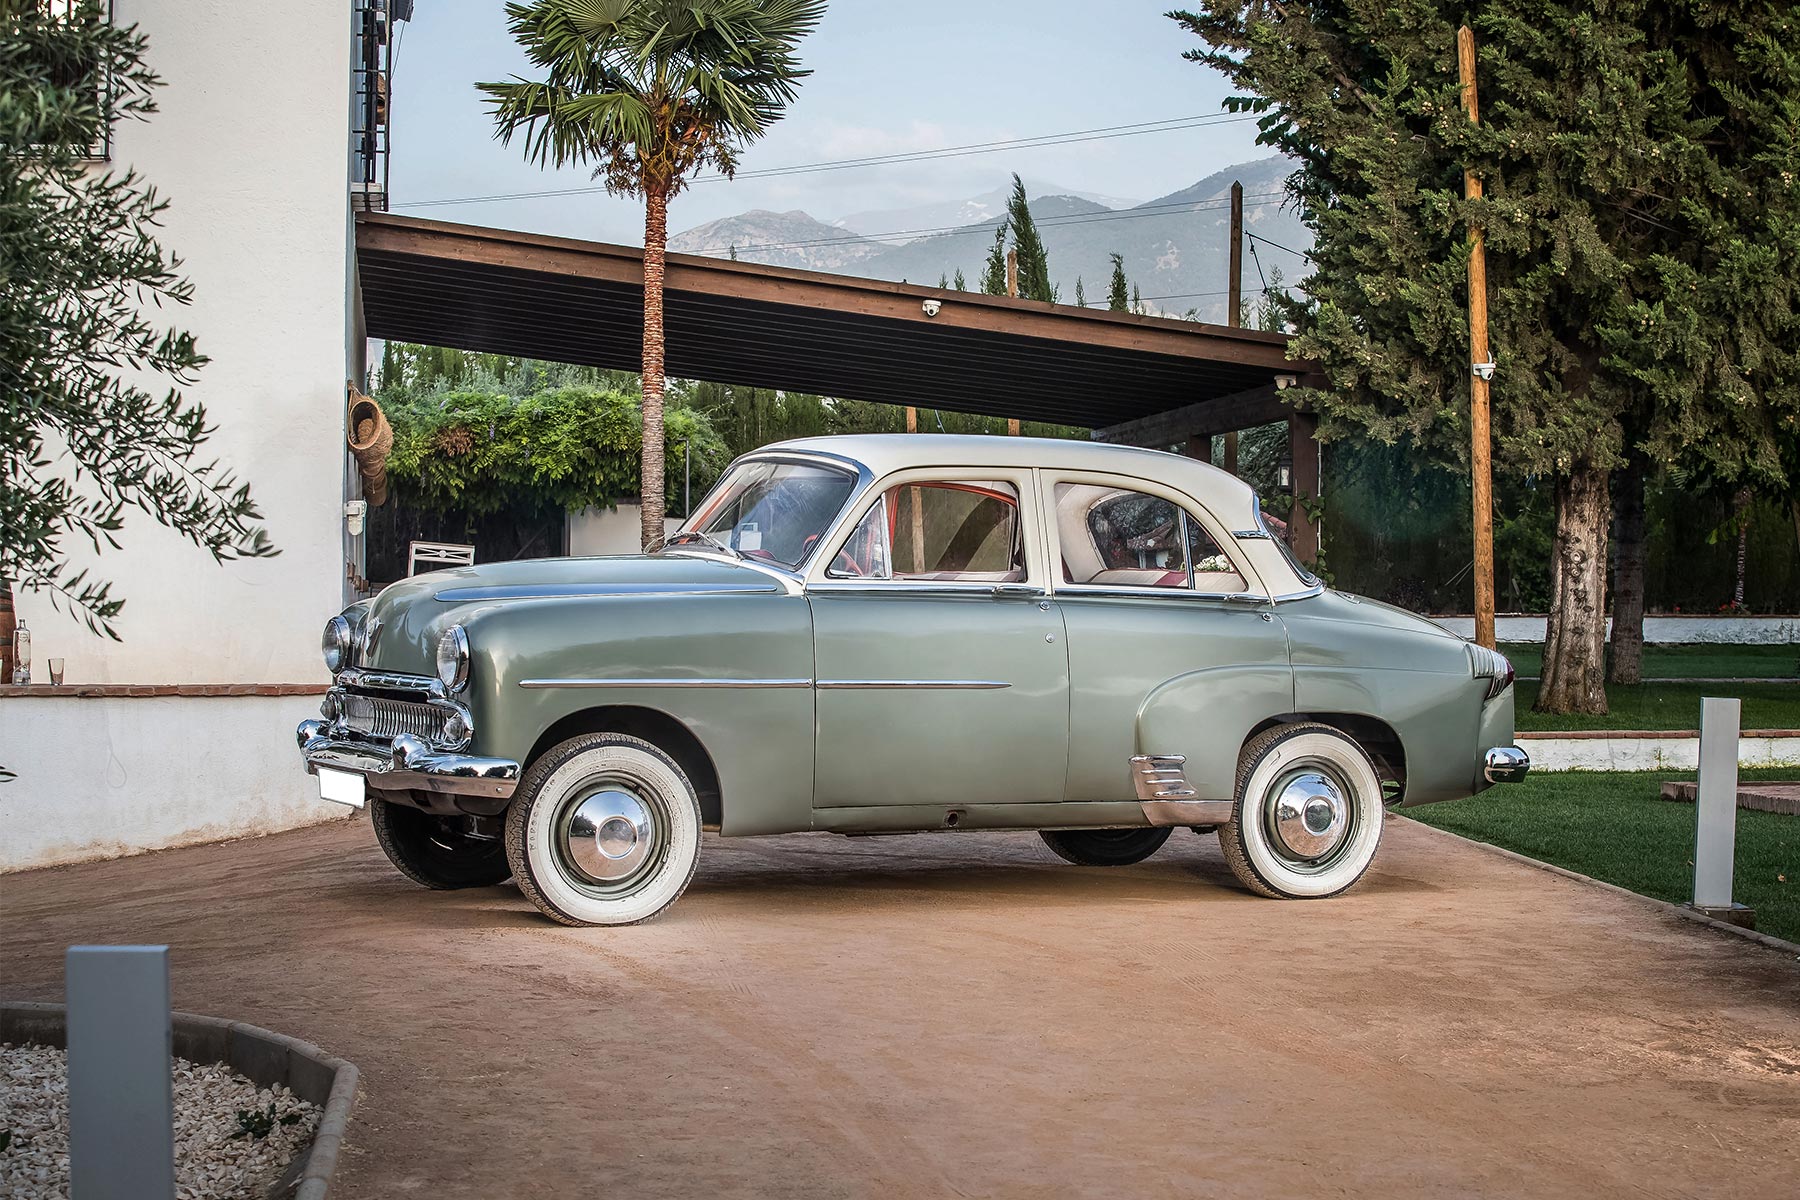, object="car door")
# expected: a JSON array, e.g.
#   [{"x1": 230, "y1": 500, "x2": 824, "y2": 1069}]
[
  {"x1": 808, "y1": 471, "x2": 1069, "y2": 813},
  {"x1": 1046, "y1": 473, "x2": 1294, "y2": 803}
]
